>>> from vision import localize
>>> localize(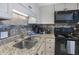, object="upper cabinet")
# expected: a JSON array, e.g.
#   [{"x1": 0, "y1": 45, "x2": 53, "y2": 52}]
[
  {"x1": 20, "y1": 3, "x2": 40, "y2": 24},
  {"x1": 19, "y1": 3, "x2": 39, "y2": 18},
  {"x1": 65, "y1": 3, "x2": 77, "y2": 10},
  {"x1": 3, "y1": 3, "x2": 39, "y2": 25},
  {"x1": 54, "y1": 3, "x2": 65, "y2": 11},
  {"x1": 39, "y1": 4, "x2": 54, "y2": 24},
  {"x1": 2, "y1": 3, "x2": 29, "y2": 25},
  {"x1": 0, "y1": 3, "x2": 11, "y2": 19},
  {"x1": 9, "y1": 3, "x2": 33, "y2": 17},
  {"x1": 0, "y1": 3, "x2": 8, "y2": 13},
  {"x1": 54, "y1": 3, "x2": 78, "y2": 11},
  {"x1": 11, "y1": 4, "x2": 28, "y2": 15}
]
